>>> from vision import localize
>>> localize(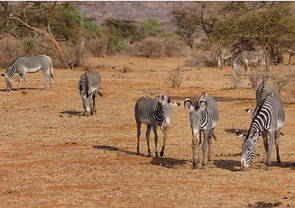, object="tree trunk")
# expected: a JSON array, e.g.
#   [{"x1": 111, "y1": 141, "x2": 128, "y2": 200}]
[{"x1": 9, "y1": 16, "x2": 73, "y2": 69}]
